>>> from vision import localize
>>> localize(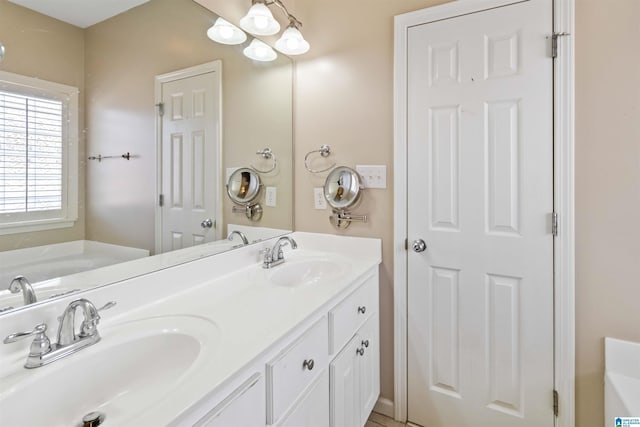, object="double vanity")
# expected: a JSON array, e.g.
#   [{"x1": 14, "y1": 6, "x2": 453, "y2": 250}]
[{"x1": 0, "y1": 232, "x2": 381, "y2": 427}]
